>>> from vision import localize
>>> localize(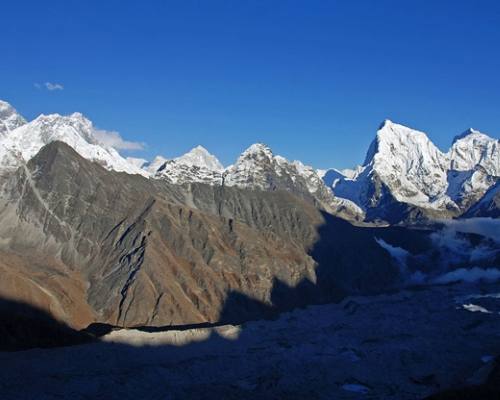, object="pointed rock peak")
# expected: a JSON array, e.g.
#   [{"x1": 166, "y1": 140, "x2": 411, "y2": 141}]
[
  {"x1": 378, "y1": 119, "x2": 393, "y2": 130},
  {"x1": 33, "y1": 112, "x2": 70, "y2": 125},
  {"x1": 33, "y1": 111, "x2": 91, "y2": 123},
  {"x1": 184, "y1": 145, "x2": 212, "y2": 157},
  {"x1": 0, "y1": 100, "x2": 27, "y2": 135},
  {"x1": 0, "y1": 99, "x2": 15, "y2": 112},
  {"x1": 69, "y1": 112, "x2": 89, "y2": 122},
  {"x1": 240, "y1": 143, "x2": 274, "y2": 158},
  {"x1": 452, "y1": 128, "x2": 490, "y2": 144},
  {"x1": 364, "y1": 121, "x2": 435, "y2": 165},
  {"x1": 375, "y1": 120, "x2": 434, "y2": 149},
  {"x1": 193, "y1": 144, "x2": 208, "y2": 151},
  {"x1": 175, "y1": 145, "x2": 223, "y2": 171},
  {"x1": 146, "y1": 155, "x2": 168, "y2": 173},
  {"x1": 376, "y1": 120, "x2": 427, "y2": 138}
]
